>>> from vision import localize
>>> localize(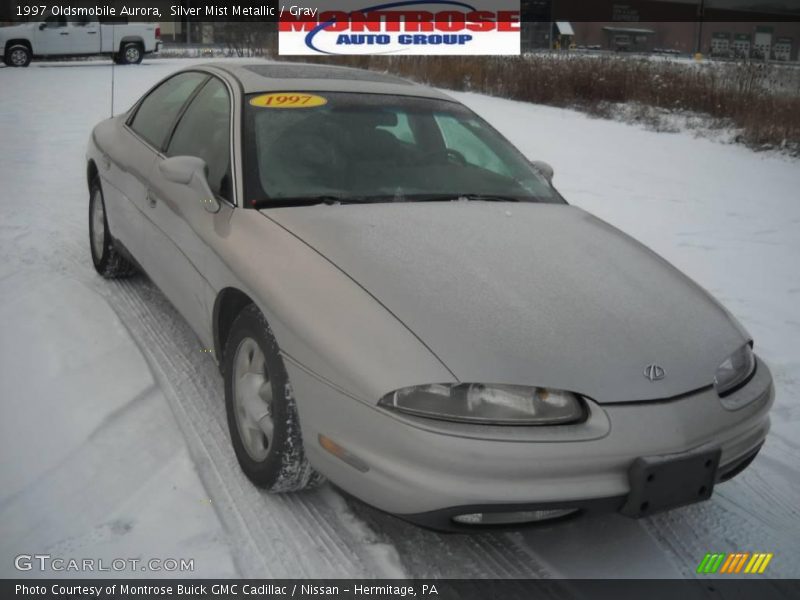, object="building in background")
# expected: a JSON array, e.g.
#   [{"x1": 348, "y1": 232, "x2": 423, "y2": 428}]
[
  {"x1": 598, "y1": 26, "x2": 657, "y2": 52},
  {"x1": 568, "y1": 21, "x2": 800, "y2": 59},
  {"x1": 521, "y1": 0, "x2": 800, "y2": 60}
]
